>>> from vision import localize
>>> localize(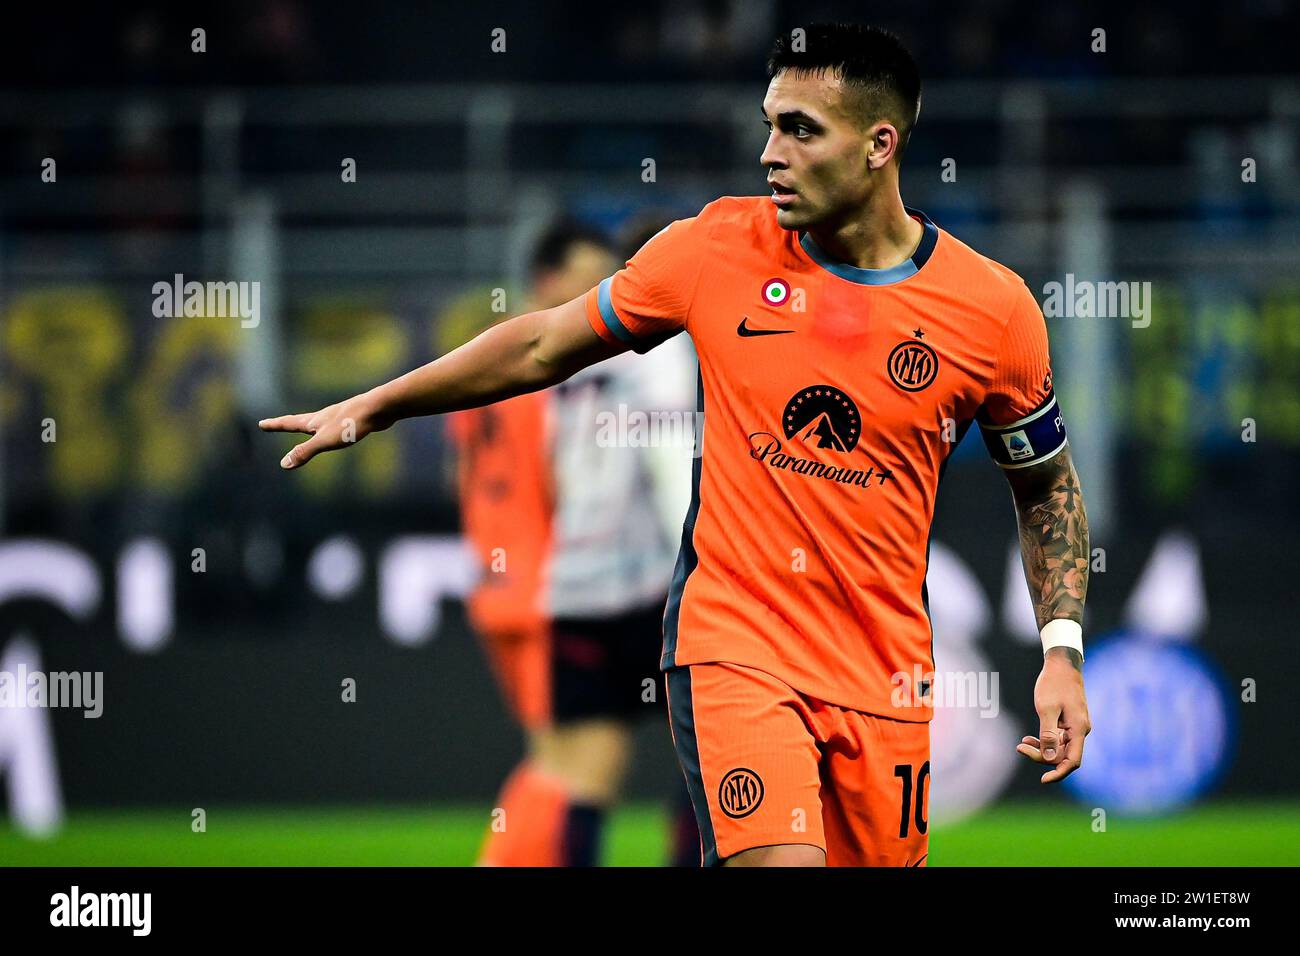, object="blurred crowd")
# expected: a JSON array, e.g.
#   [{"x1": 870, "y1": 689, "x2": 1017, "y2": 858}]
[{"x1": 3, "y1": 0, "x2": 1297, "y2": 88}]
